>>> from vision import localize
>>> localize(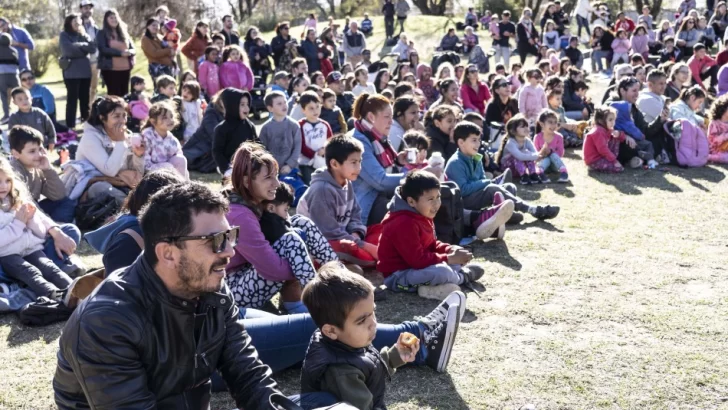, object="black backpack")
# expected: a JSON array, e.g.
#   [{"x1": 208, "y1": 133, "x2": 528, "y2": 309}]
[
  {"x1": 74, "y1": 193, "x2": 120, "y2": 231},
  {"x1": 434, "y1": 181, "x2": 465, "y2": 245},
  {"x1": 18, "y1": 297, "x2": 74, "y2": 326}
]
